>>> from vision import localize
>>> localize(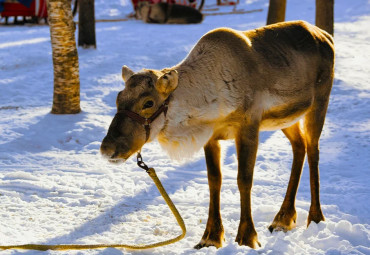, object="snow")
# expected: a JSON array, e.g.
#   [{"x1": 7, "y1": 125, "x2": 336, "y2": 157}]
[{"x1": 0, "y1": 0, "x2": 369, "y2": 254}]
